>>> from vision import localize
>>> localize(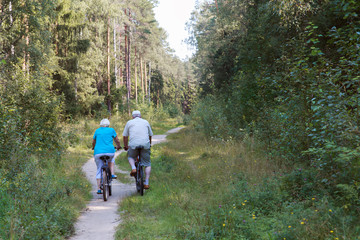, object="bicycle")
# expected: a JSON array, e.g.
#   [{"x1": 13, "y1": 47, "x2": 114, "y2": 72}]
[
  {"x1": 134, "y1": 145, "x2": 145, "y2": 196},
  {"x1": 99, "y1": 155, "x2": 113, "y2": 201}
]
